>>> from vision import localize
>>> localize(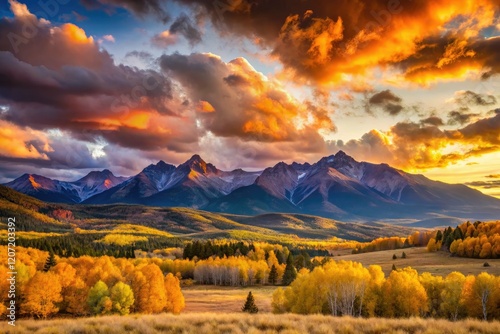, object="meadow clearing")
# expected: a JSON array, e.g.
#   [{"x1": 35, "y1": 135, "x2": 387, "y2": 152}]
[
  {"x1": 334, "y1": 247, "x2": 500, "y2": 276},
  {"x1": 181, "y1": 285, "x2": 276, "y2": 313}
]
